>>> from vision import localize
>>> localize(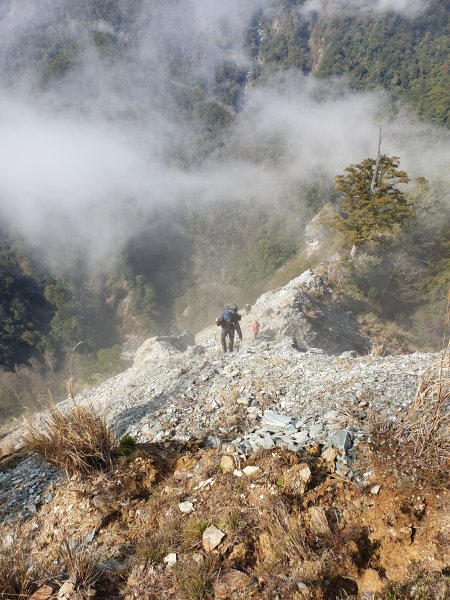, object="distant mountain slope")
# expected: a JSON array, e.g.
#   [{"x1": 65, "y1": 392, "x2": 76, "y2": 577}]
[{"x1": 254, "y1": 0, "x2": 449, "y2": 126}]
